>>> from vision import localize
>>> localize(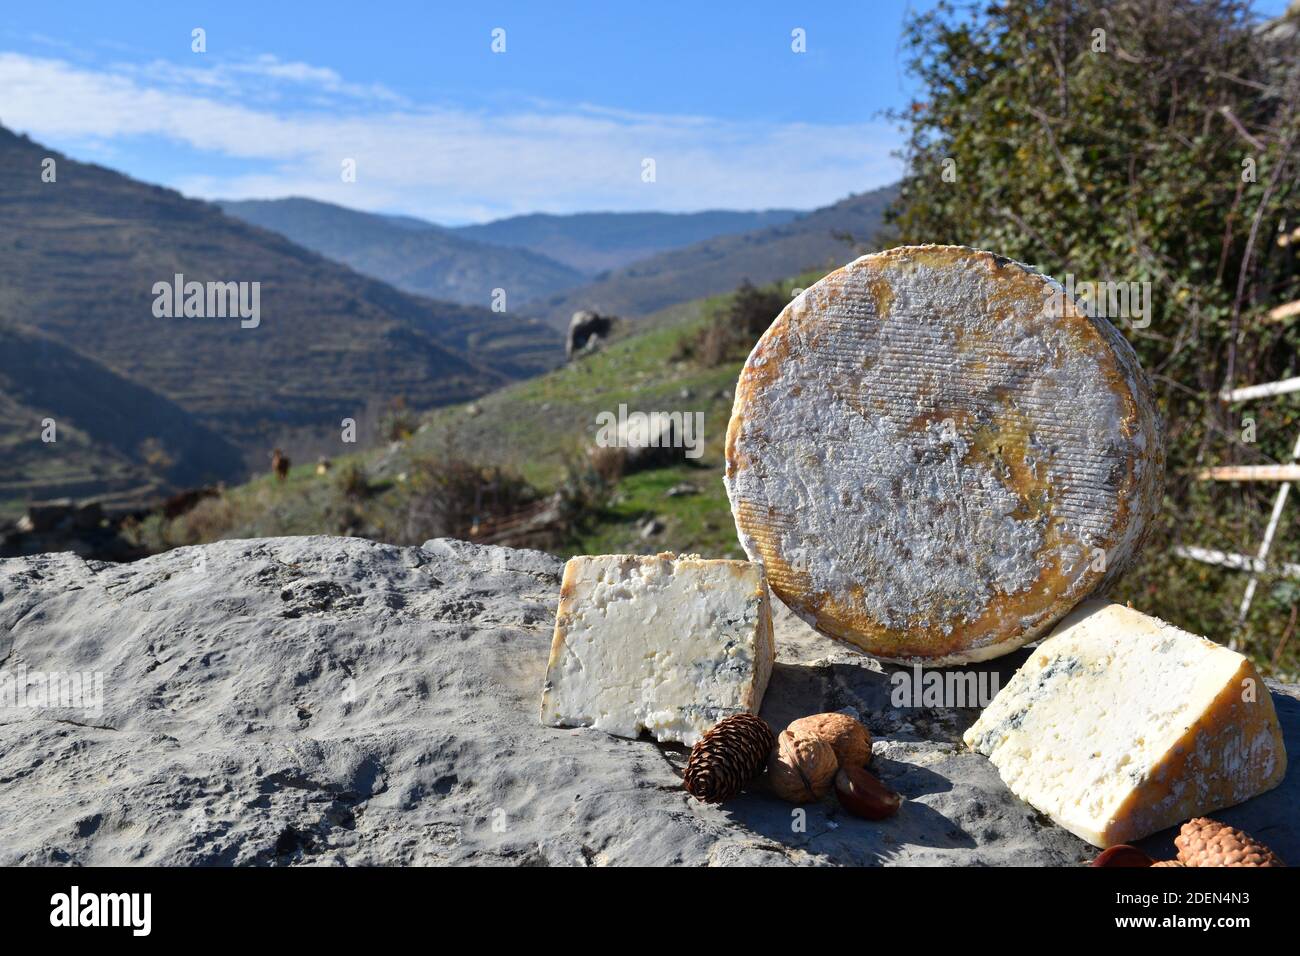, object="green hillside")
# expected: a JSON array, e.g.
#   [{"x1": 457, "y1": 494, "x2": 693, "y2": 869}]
[
  {"x1": 124, "y1": 273, "x2": 824, "y2": 559},
  {"x1": 122, "y1": 262, "x2": 1300, "y2": 680}
]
